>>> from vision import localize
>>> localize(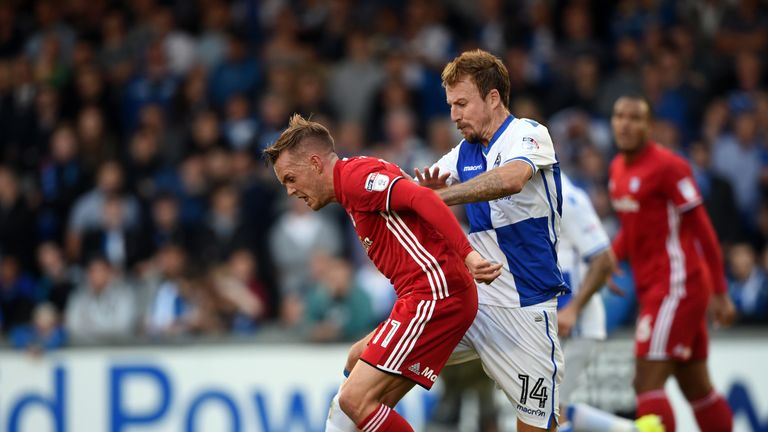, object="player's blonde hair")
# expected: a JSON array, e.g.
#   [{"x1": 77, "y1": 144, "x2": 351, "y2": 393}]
[
  {"x1": 441, "y1": 49, "x2": 510, "y2": 108},
  {"x1": 262, "y1": 114, "x2": 335, "y2": 165}
]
